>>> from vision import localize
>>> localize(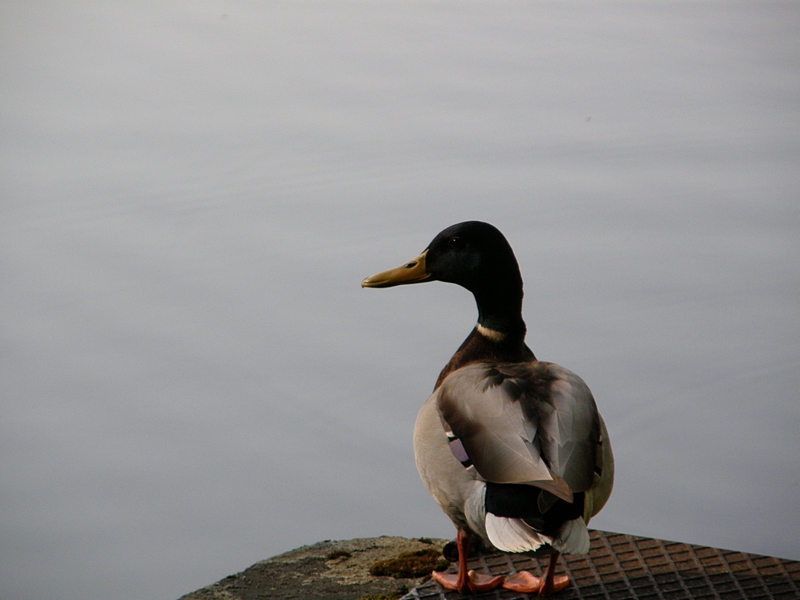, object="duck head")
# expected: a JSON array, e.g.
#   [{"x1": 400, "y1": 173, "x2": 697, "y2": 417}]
[{"x1": 362, "y1": 221, "x2": 525, "y2": 336}]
